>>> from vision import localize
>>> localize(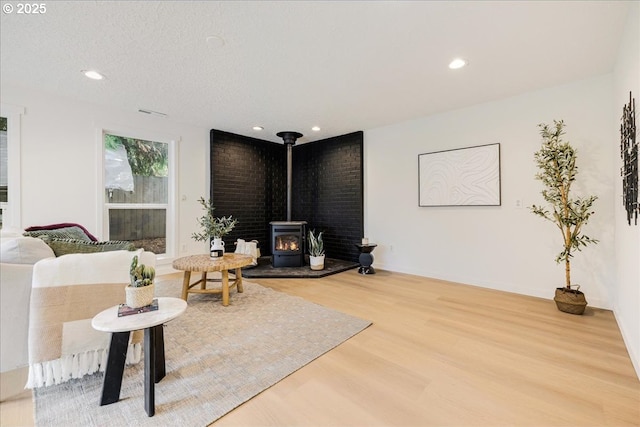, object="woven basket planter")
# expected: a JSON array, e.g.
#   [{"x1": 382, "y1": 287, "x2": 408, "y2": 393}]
[
  {"x1": 554, "y1": 286, "x2": 587, "y2": 315},
  {"x1": 125, "y1": 283, "x2": 155, "y2": 308}
]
